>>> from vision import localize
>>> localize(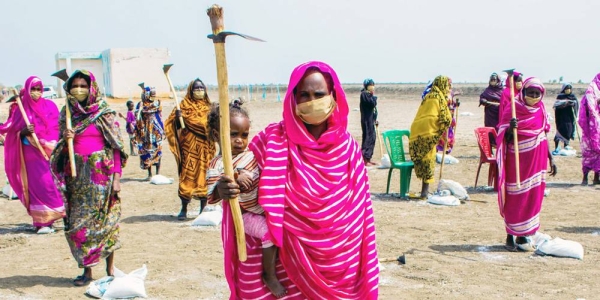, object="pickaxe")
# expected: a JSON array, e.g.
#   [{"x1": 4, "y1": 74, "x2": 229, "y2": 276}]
[
  {"x1": 503, "y1": 68, "x2": 521, "y2": 188},
  {"x1": 379, "y1": 254, "x2": 406, "y2": 265},
  {"x1": 51, "y1": 69, "x2": 76, "y2": 177},
  {"x1": 206, "y1": 4, "x2": 265, "y2": 262},
  {"x1": 162, "y1": 64, "x2": 185, "y2": 129},
  {"x1": 137, "y1": 82, "x2": 145, "y2": 120}
]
